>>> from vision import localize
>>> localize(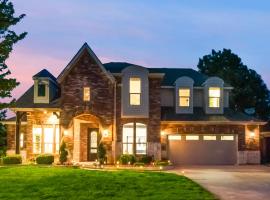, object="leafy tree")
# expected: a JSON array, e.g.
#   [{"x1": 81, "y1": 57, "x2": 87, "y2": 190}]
[
  {"x1": 0, "y1": 0, "x2": 27, "y2": 156},
  {"x1": 59, "y1": 142, "x2": 68, "y2": 164},
  {"x1": 197, "y1": 49, "x2": 270, "y2": 120},
  {"x1": 97, "y1": 142, "x2": 106, "y2": 164}
]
